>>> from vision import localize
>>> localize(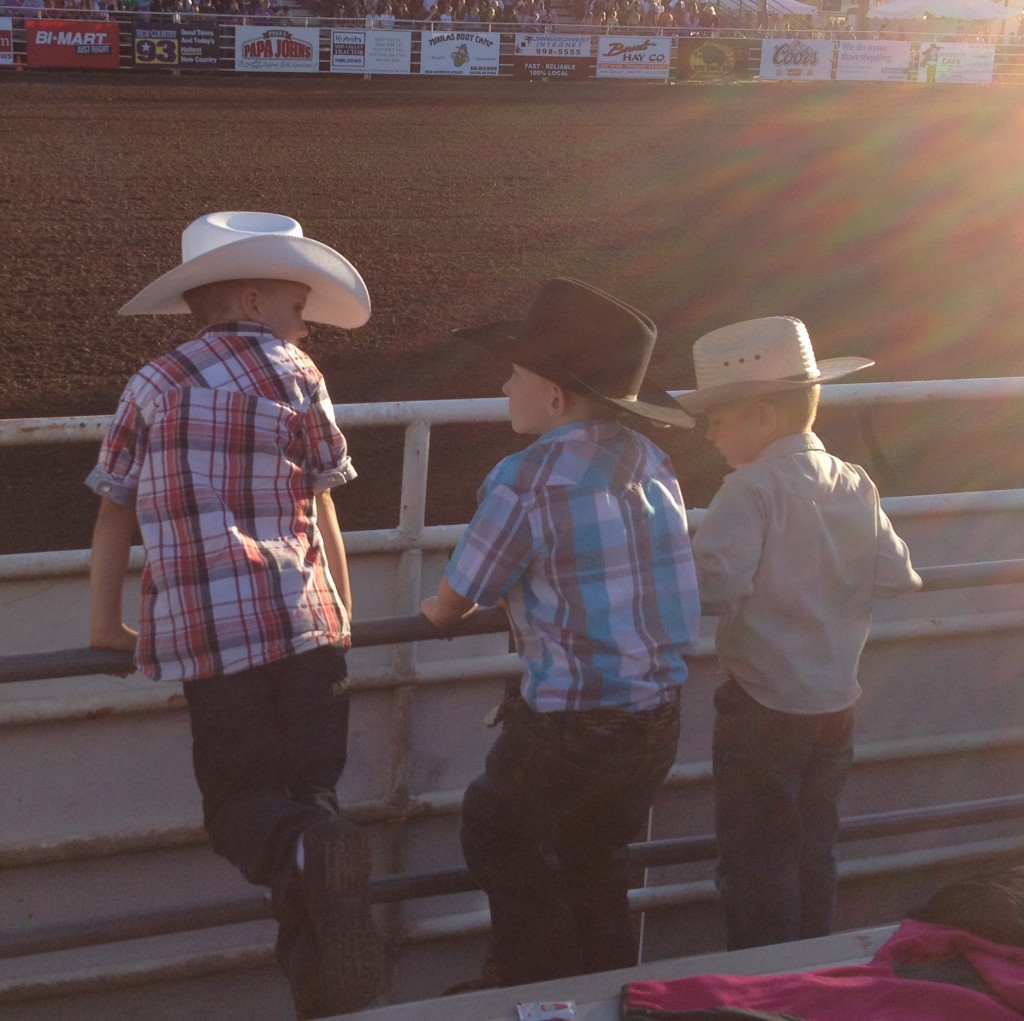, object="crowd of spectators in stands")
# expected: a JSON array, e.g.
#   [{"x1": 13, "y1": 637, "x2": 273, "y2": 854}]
[
  {"x1": 0, "y1": 0, "x2": 776, "y2": 29},
  {"x1": 0, "y1": 0, "x2": 291, "y2": 17},
  {"x1": 305, "y1": 0, "x2": 554, "y2": 26},
  {"x1": 301, "y1": 0, "x2": 738, "y2": 27},
  {"x1": 2, "y1": 0, "x2": 126, "y2": 15},
  {"x1": 575, "y1": 0, "x2": 726, "y2": 30},
  {"x1": 0, "y1": 0, "x2": 843, "y2": 31}
]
